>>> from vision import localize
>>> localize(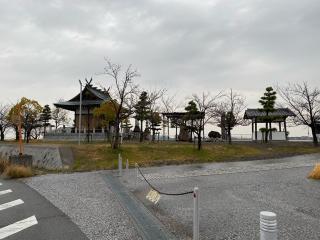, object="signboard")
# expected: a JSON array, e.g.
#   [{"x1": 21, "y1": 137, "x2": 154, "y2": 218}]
[{"x1": 146, "y1": 189, "x2": 161, "y2": 204}]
